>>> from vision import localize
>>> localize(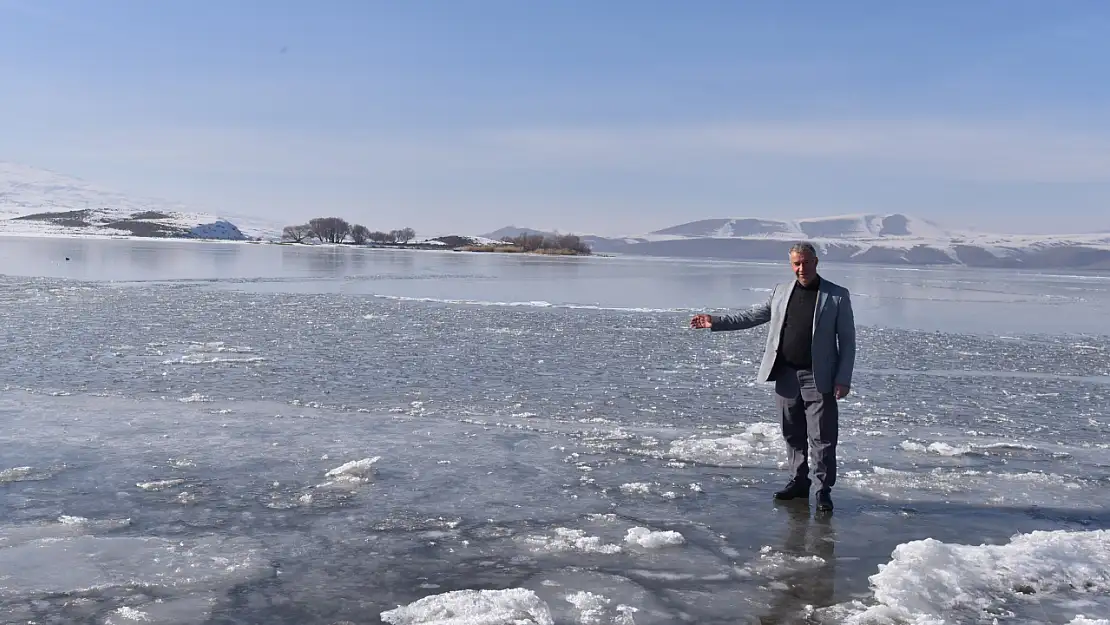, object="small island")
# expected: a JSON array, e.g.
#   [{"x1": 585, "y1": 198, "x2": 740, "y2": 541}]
[
  {"x1": 281, "y1": 217, "x2": 593, "y2": 256},
  {"x1": 458, "y1": 233, "x2": 591, "y2": 255}
]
